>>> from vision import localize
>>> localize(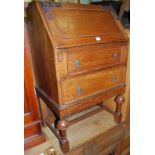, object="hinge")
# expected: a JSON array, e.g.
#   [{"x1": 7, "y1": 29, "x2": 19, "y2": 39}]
[{"x1": 41, "y1": 2, "x2": 62, "y2": 20}]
